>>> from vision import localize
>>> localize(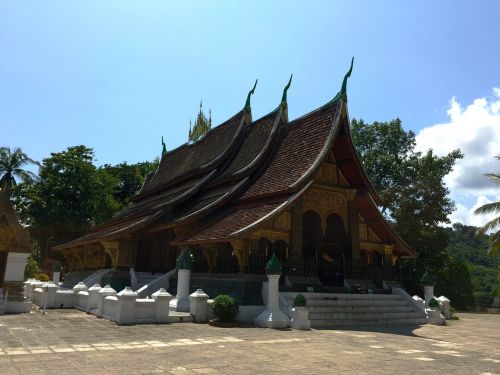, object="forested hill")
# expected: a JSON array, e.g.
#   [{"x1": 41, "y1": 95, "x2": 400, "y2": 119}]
[{"x1": 446, "y1": 223, "x2": 500, "y2": 307}]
